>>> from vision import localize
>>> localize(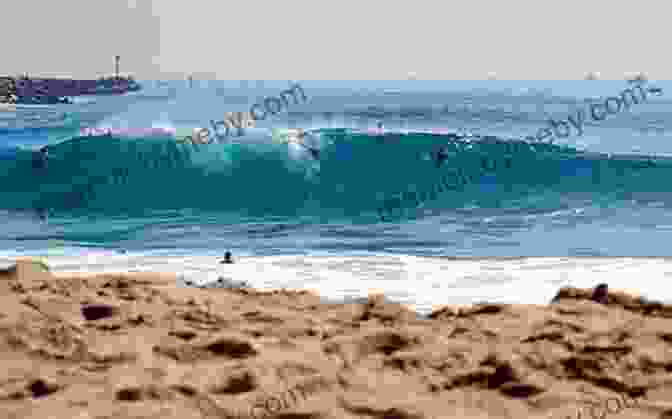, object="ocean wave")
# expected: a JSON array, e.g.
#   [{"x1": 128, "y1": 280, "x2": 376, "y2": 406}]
[{"x1": 0, "y1": 128, "x2": 669, "y2": 221}]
